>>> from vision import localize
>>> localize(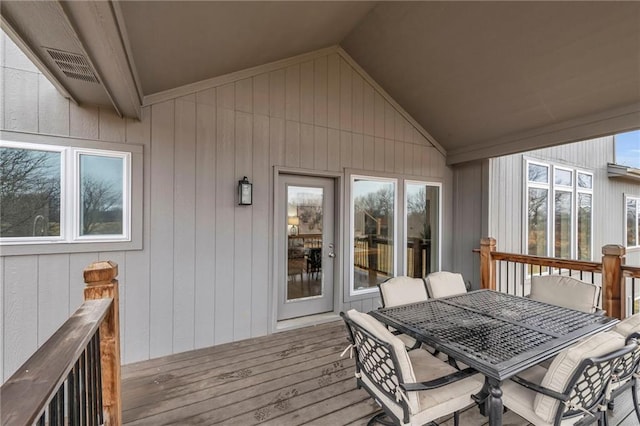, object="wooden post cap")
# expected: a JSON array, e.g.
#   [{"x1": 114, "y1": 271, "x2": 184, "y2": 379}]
[
  {"x1": 83, "y1": 261, "x2": 118, "y2": 284},
  {"x1": 480, "y1": 237, "x2": 496, "y2": 246},
  {"x1": 602, "y1": 245, "x2": 625, "y2": 256}
]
